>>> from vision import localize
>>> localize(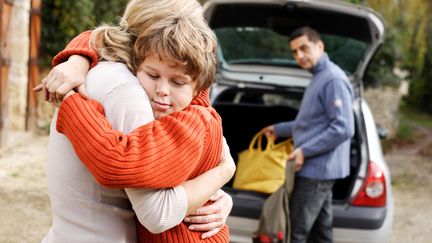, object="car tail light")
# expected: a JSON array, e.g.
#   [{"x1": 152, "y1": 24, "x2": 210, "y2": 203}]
[{"x1": 351, "y1": 161, "x2": 386, "y2": 207}]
